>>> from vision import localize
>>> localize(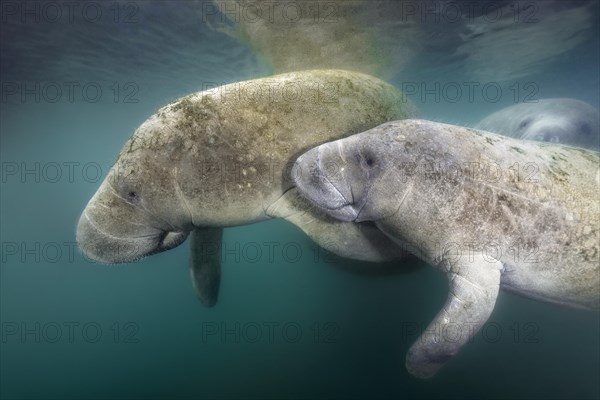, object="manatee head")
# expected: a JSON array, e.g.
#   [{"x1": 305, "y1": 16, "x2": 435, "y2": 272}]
[
  {"x1": 476, "y1": 98, "x2": 600, "y2": 151},
  {"x1": 515, "y1": 113, "x2": 595, "y2": 146},
  {"x1": 292, "y1": 122, "x2": 407, "y2": 223},
  {"x1": 76, "y1": 116, "x2": 196, "y2": 263}
]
